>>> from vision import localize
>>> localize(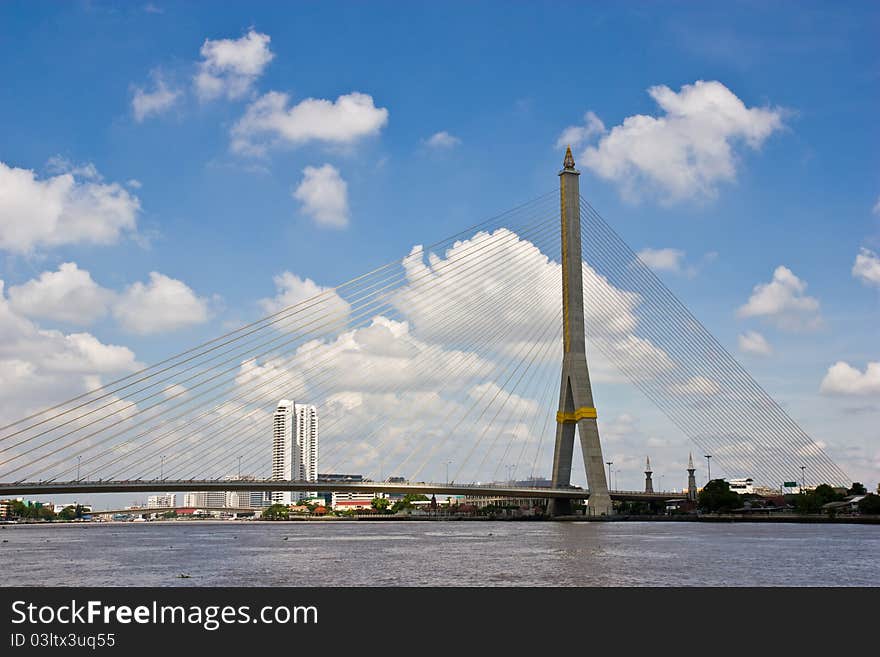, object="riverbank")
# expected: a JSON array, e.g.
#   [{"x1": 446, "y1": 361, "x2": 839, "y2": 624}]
[{"x1": 4, "y1": 513, "x2": 878, "y2": 525}]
